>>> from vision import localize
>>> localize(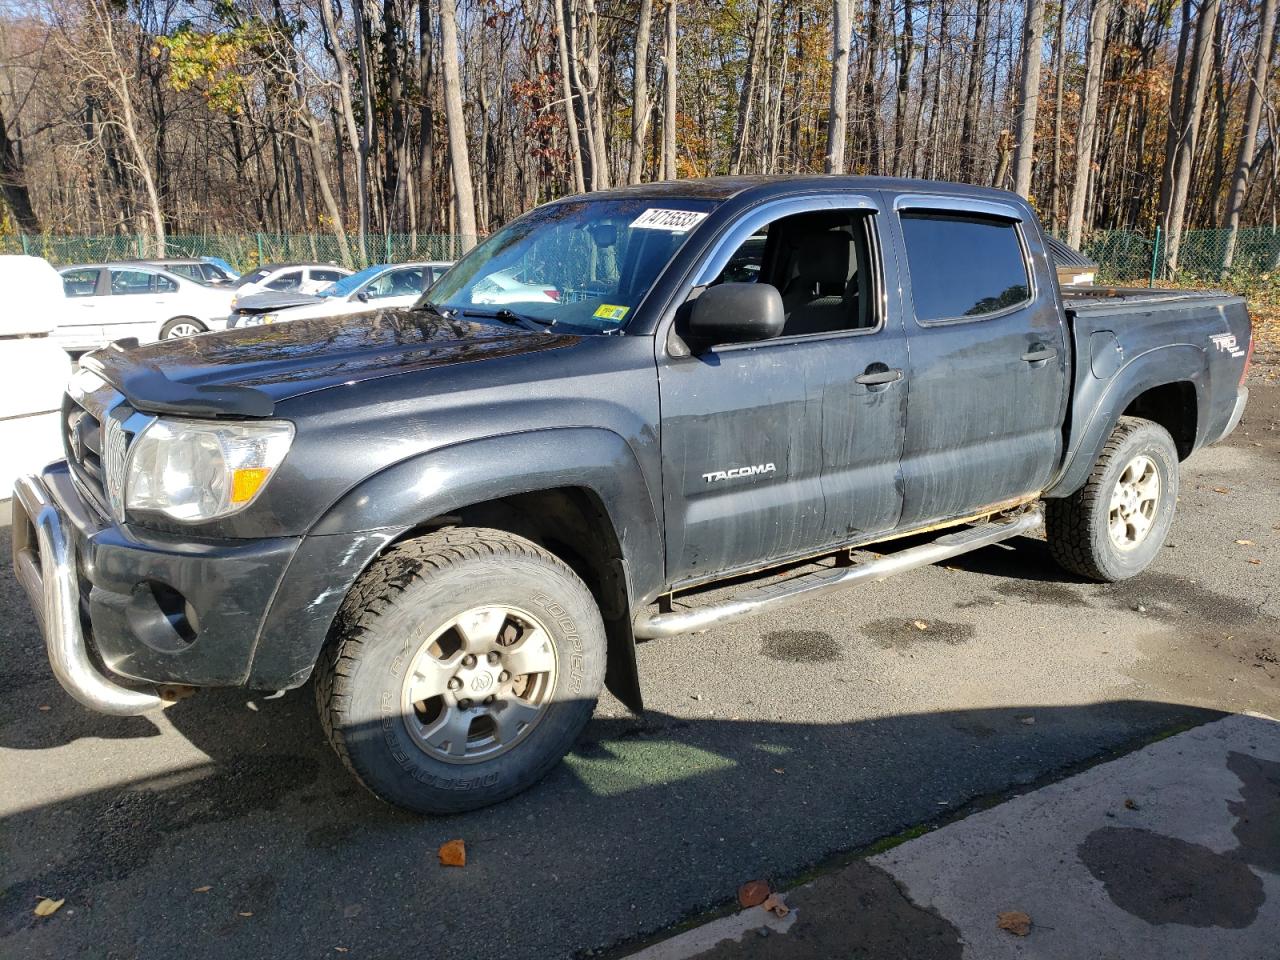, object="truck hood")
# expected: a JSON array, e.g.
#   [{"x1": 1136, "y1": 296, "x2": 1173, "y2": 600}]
[
  {"x1": 84, "y1": 307, "x2": 581, "y2": 417},
  {"x1": 232, "y1": 290, "x2": 324, "y2": 314}
]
